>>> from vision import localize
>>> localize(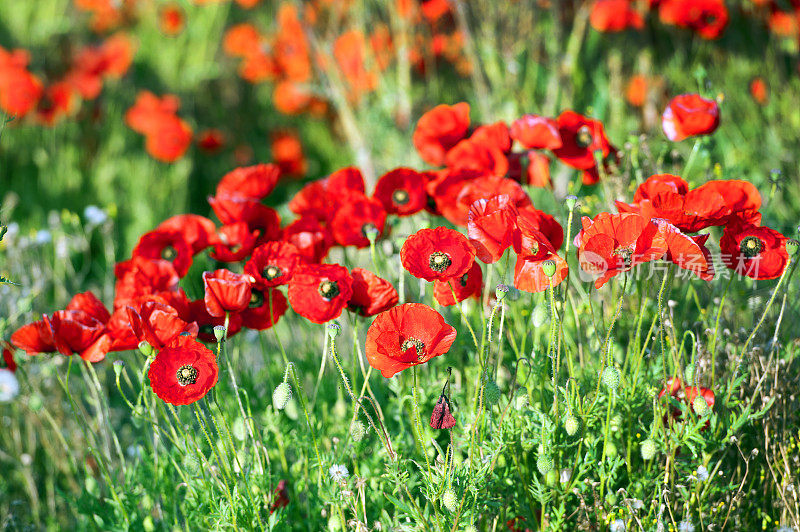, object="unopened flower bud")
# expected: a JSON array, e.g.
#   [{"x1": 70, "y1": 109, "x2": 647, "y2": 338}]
[
  {"x1": 537, "y1": 454, "x2": 554, "y2": 475},
  {"x1": 684, "y1": 364, "x2": 695, "y2": 386},
  {"x1": 564, "y1": 414, "x2": 580, "y2": 436},
  {"x1": 213, "y1": 325, "x2": 226, "y2": 342},
  {"x1": 483, "y1": 380, "x2": 501, "y2": 406},
  {"x1": 272, "y1": 382, "x2": 292, "y2": 410},
  {"x1": 602, "y1": 366, "x2": 621, "y2": 391},
  {"x1": 641, "y1": 439, "x2": 657, "y2": 460},
  {"x1": 349, "y1": 420, "x2": 366, "y2": 442},
  {"x1": 692, "y1": 395, "x2": 710, "y2": 417},
  {"x1": 442, "y1": 488, "x2": 458, "y2": 512}
]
